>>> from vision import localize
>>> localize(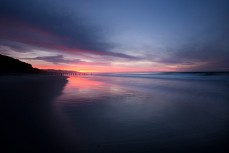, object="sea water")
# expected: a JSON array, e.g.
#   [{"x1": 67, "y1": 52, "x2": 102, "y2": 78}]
[{"x1": 53, "y1": 73, "x2": 229, "y2": 152}]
